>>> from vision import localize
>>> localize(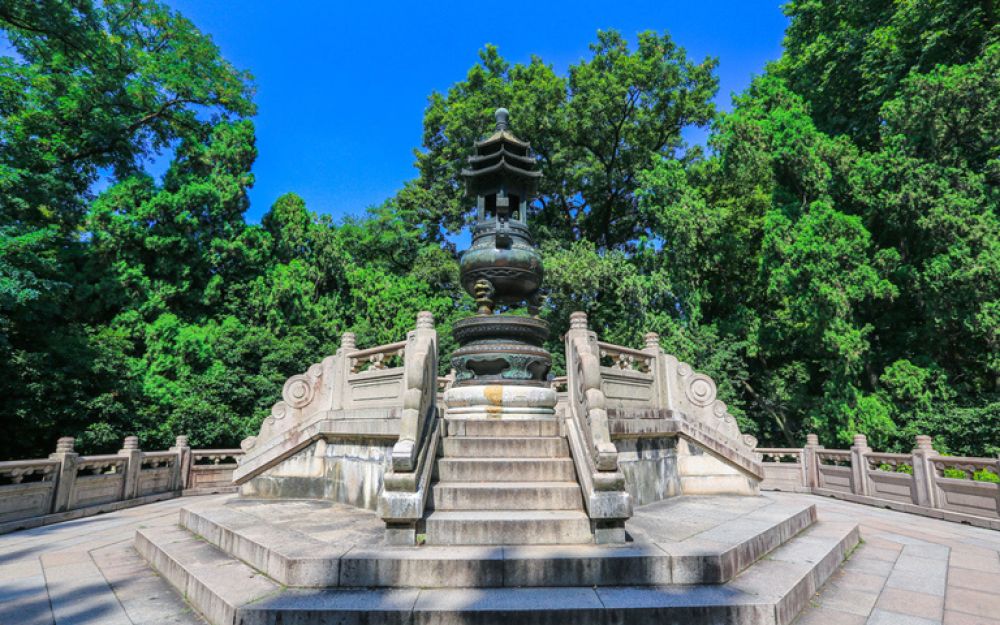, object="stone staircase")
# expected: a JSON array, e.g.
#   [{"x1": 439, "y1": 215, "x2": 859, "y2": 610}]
[
  {"x1": 425, "y1": 417, "x2": 593, "y2": 545},
  {"x1": 134, "y1": 493, "x2": 860, "y2": 625}
]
